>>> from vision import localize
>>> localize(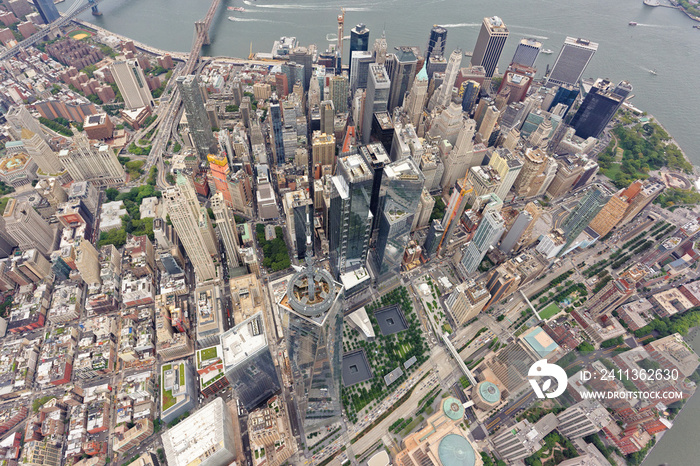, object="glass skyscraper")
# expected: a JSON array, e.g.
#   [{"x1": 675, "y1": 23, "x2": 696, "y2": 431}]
[
  {"x1": 349, "y1": 24, "x2": 370, "y2": 74},
  {"x1": 460, "y1": 209, "x2": 505, "y2": 275},
  {"x1": 329, "y1": 154, "x2": 374, "y2": 278},
  {"x1": 34, "y1": 0, "x2": 60, "y2": 24},
  {"x1": 176, "y1": 75, "x2": 217, "y2": 159},
  {"x1": 269, "y1": 95, "x2": 285, "y2": 164},
  {"x1": 470, "y1": 16, "x2": 509, "y2": 79},
  {"x1": 373, "y1": 157, "x2": 425, "y2": 282},
  {"x1": 559, "y1": 184, "x2": 611, "y2": 255},
  {"x1": 425, "y1": 25, "x2": 448, "y2": 62},
  {"x1": 545, "y1": 37, "x2": 598, "y2": 88},
  {"x1": 570, "y1": 79, "x2": 625, "y2": 140},
  {"x1": 386, "y1": 47, "x2": 418, "y2": 112}
]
